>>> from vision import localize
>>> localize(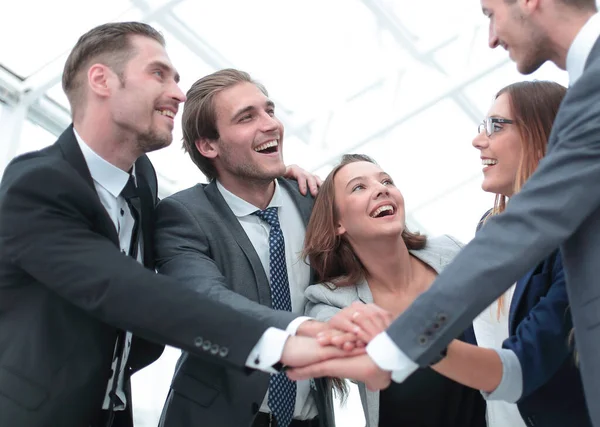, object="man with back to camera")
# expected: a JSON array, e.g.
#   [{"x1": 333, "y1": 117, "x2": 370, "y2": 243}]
[{"x1": 289, "y1": 1, "x2": 600, "y2": 426}]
